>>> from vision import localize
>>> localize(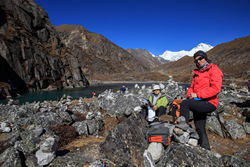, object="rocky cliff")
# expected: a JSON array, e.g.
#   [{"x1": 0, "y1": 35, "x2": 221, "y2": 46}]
[
  {"x1": 0, "y1": 0, "x2": 89, "y2": 99},
  {"x1": 56, "y1": 24, "x2": 147, "y2": 81}
]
